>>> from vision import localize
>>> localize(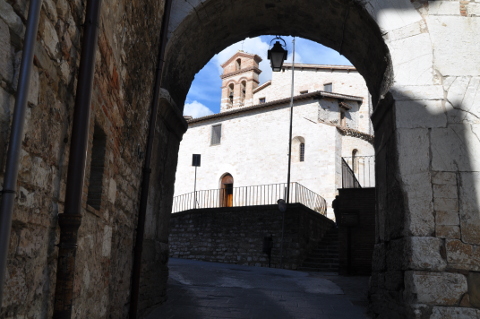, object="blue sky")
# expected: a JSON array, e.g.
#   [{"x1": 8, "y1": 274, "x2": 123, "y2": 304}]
[{"x1": 184, "y1": 36, "x2": 352, "y2": 118}]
